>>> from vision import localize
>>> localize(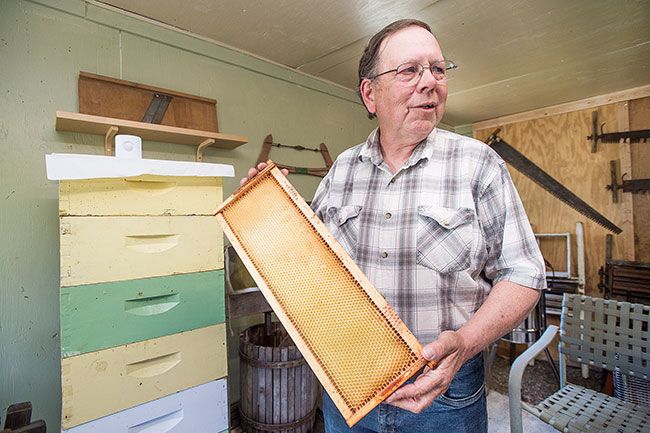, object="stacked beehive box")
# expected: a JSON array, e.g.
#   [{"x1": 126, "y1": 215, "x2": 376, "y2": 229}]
[{"x1": 50, "y1": 158, "x2": 232, "y2": 432}]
